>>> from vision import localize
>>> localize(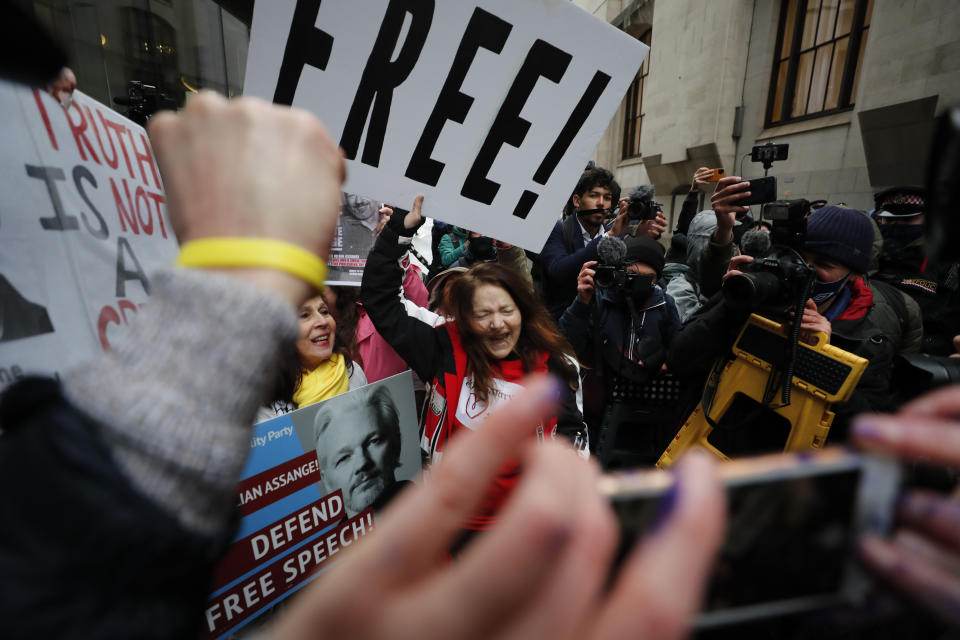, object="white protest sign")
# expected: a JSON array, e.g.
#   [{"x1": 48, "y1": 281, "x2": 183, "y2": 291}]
[
  {"x1": 243, "y1": 0, "x2": 648, "y2": 252},
  {"x1": 0, "y1": 81, "x2": 178, "y2": 389}
]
